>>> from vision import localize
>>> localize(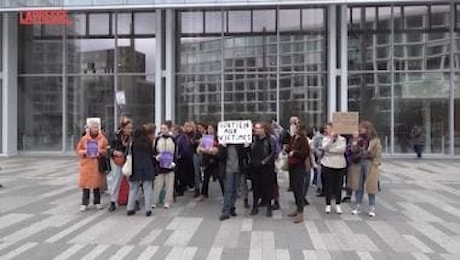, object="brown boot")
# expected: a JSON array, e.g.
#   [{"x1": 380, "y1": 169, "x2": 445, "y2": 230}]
[
  {"x1": 288, "y1": 211, "x2": 298, "y2": 218},
  {"x1": 293, "y1": 213, "x2": 304, "y2": 223}
]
